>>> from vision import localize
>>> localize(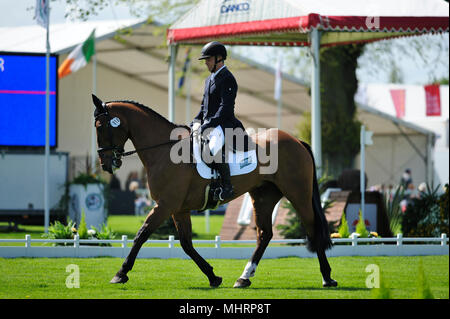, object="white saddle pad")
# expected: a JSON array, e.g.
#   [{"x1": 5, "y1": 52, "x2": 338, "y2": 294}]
[{"x1": 192, "y1": 134, "x2": 257, "y2": 179}]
